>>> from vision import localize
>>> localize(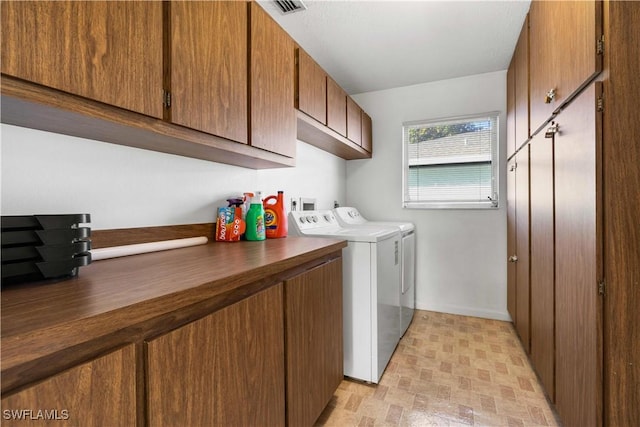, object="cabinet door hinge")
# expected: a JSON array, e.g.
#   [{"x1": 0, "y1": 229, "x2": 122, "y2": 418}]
[
  {"x1": 163, "y1": 90, "x2": 171, "y2": 109},
  {"x1": 598, "y1": 281, "x2": 605, "y2": 296},
  {"x1": 596, "y1": 34, "x2": 605, "y2": 55},
  {"x1": 597, "y1": 95, "x2": 604, "y2": 112},
  {"x1": 509, "y1": 163, "x2": 517, "y2": 172}
]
